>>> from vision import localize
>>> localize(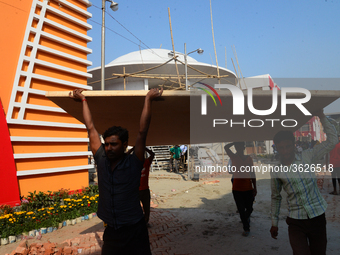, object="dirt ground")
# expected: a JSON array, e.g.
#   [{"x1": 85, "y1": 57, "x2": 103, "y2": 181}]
[
  {"x1": 148, "y1": 167, "x2": 340, "y2": 255},
  {"x1": 1, "y1": 162, "x2": 340, "y2": 255}
]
